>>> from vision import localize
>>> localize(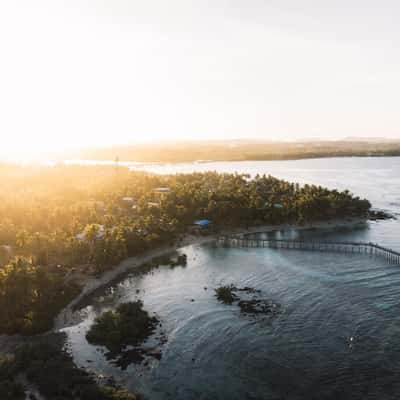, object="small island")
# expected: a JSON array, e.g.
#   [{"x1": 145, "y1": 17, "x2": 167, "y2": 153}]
[
  {"x1": 85, "y1": 301, "x2": 164, "y2": 369},
  {"x1": 86, "y1": 301, "x2": 159, "y2": 351}
]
